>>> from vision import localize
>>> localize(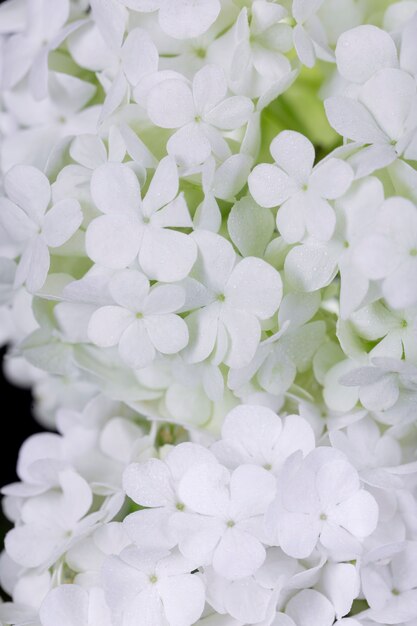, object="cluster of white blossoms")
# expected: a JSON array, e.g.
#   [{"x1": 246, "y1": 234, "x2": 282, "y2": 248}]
[{"x1": 1, "y1": 0, "x2": 417, "y2": 625}]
